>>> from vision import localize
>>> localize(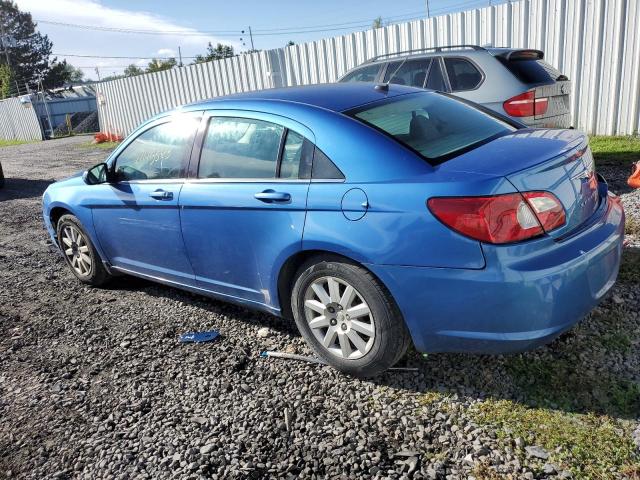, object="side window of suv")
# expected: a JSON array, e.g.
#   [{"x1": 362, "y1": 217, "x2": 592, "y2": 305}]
[
  {"x1": 444, "y1": 57, "x2": 483, "y2": 91},
  {"x1": 383, "y1": 59, "x2": 432, "y2": 87},
  {"x1": 114, "y1": 117, "x2": 199, "y2": 181},
  {"x1": 340, "y1": 64, "x2": 382, "y2": 83}
]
